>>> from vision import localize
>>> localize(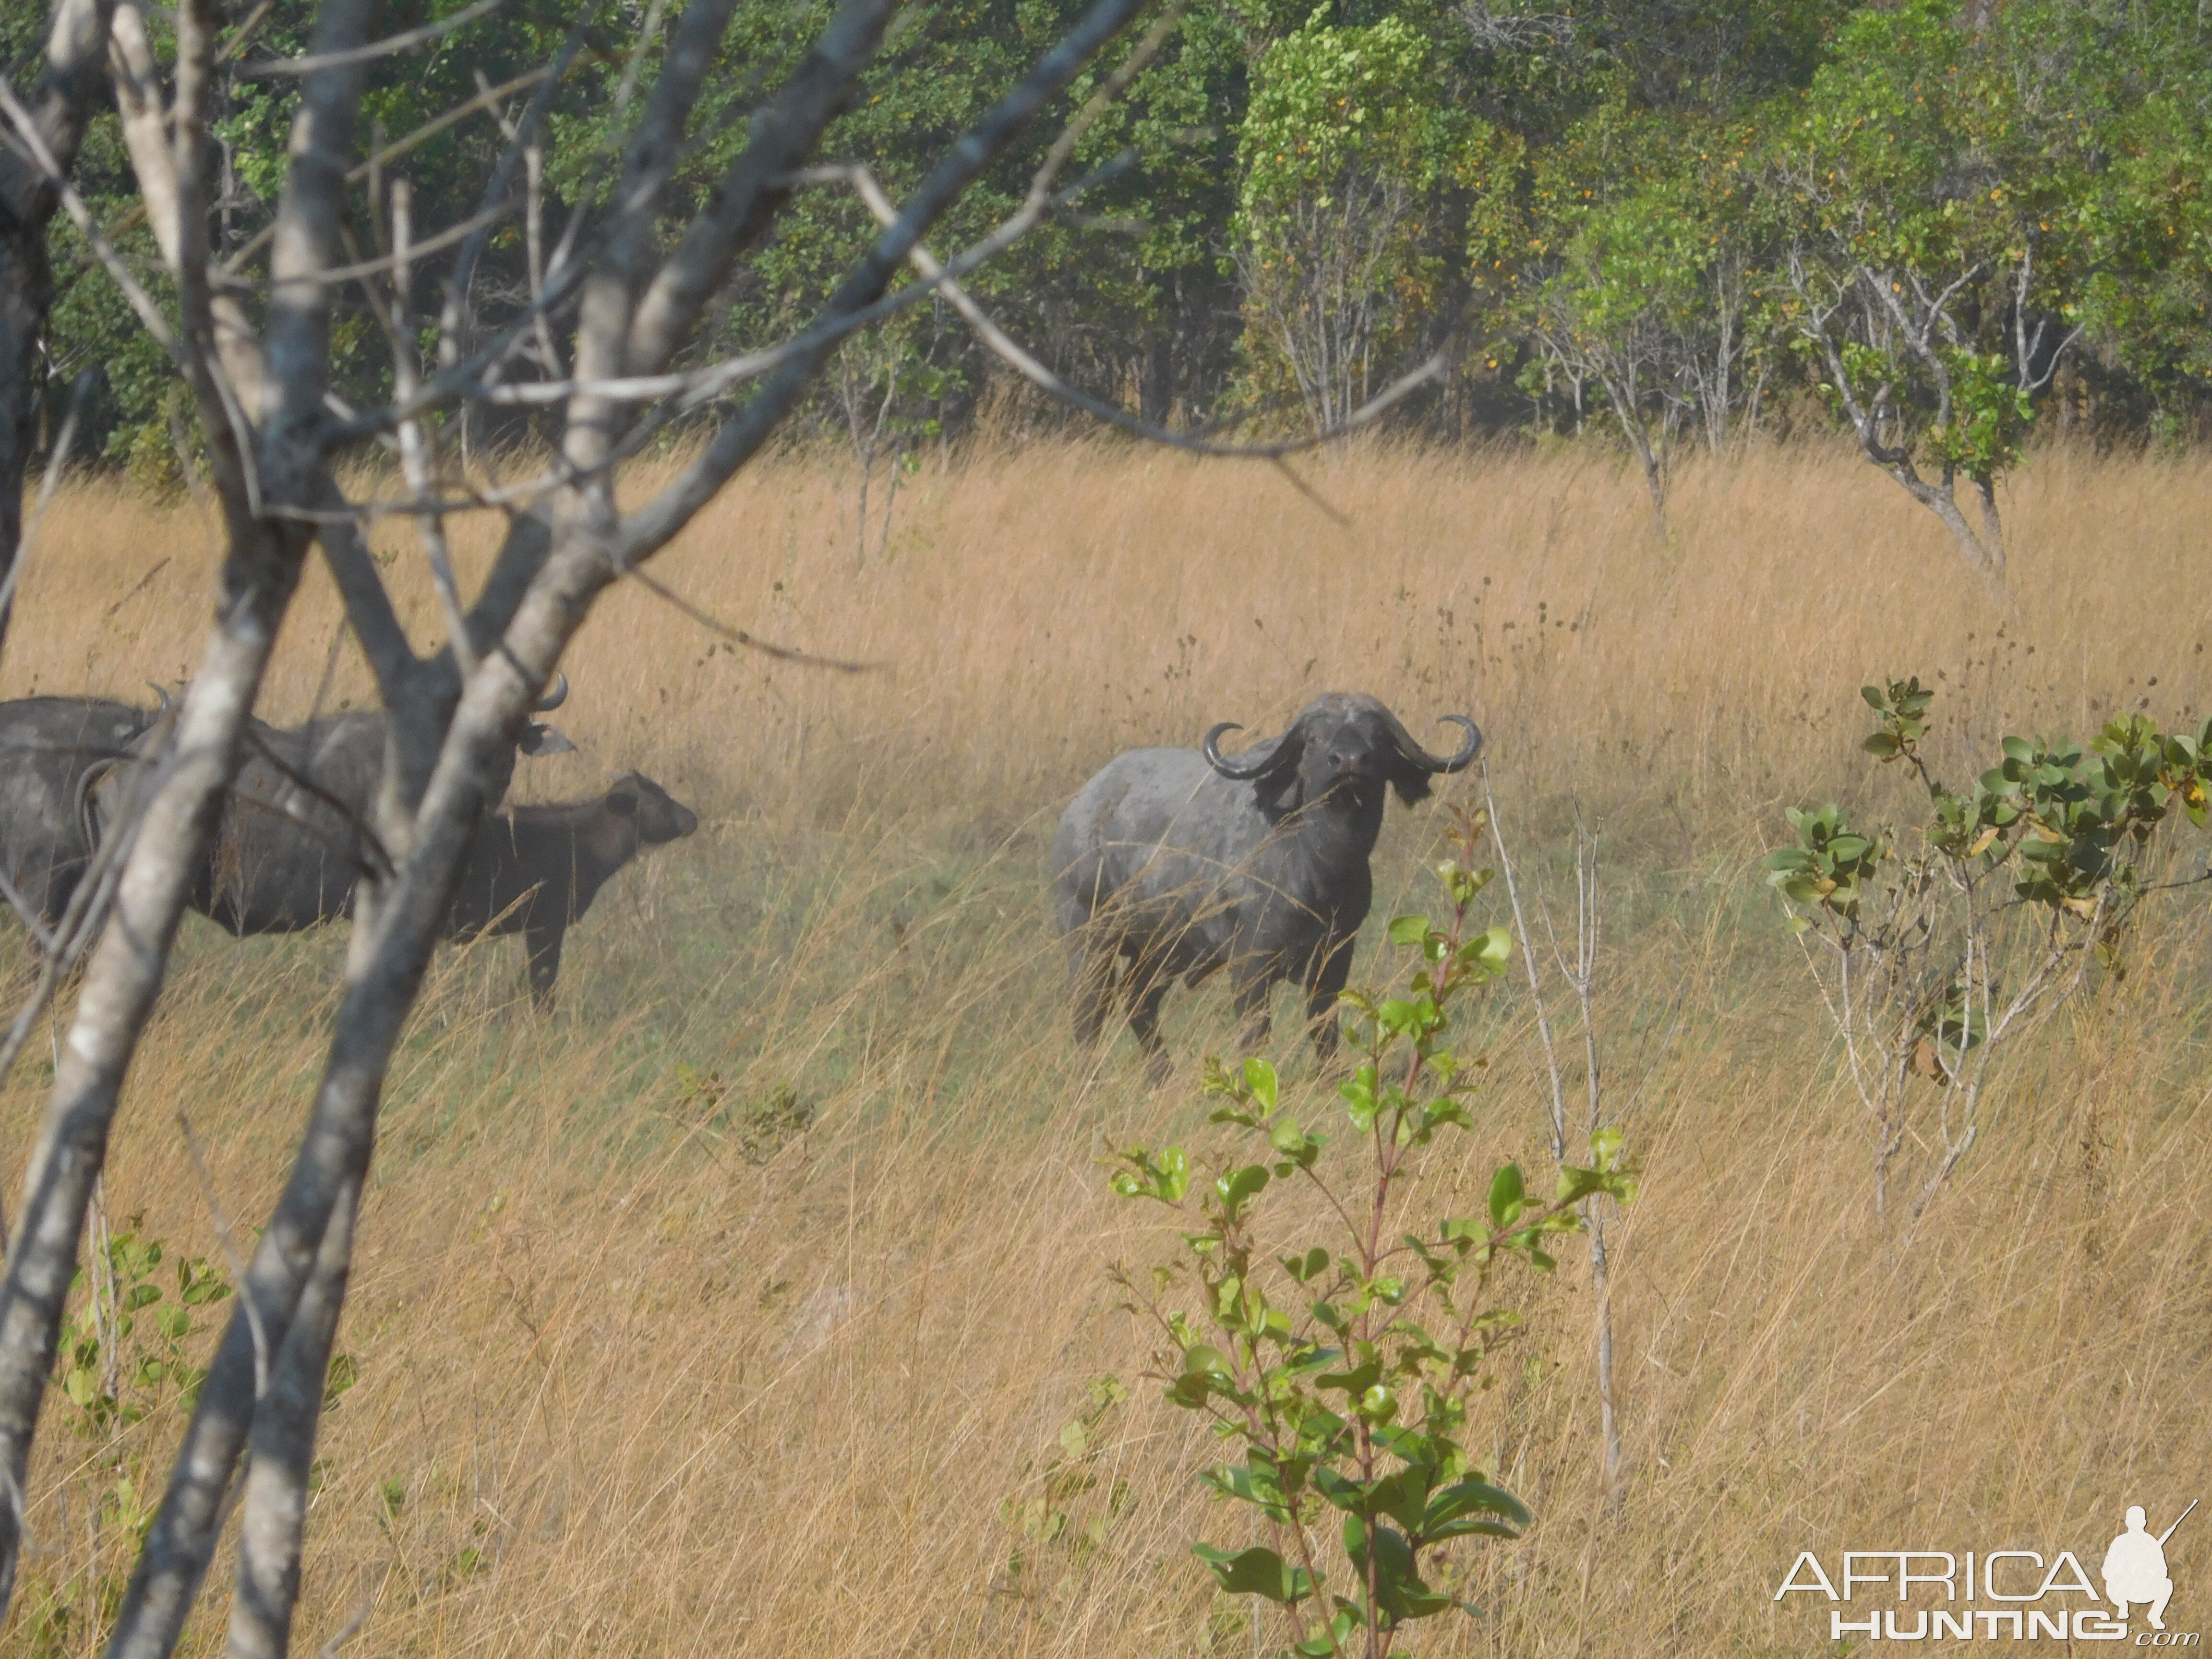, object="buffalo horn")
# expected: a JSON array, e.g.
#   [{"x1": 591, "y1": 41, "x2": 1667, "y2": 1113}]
[
  {"x1": 1202, "y1": 721, "x2": 1290, "y2": 780},
  {"x1": 1384, "y1": 710, "x2": 1483, "y2": 773},
  {"x1": 531, "y1": 671, "x2": 570, "y2": 712}
]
